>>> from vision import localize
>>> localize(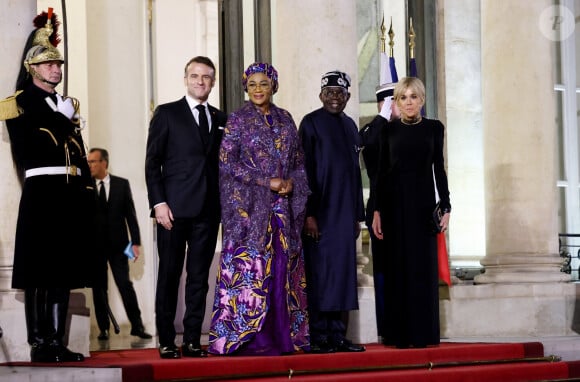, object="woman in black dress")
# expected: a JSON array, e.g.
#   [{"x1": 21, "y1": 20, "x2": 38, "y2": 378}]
[{"x1": 371, "y1": 76, "x2": 451, "y2": 348}]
